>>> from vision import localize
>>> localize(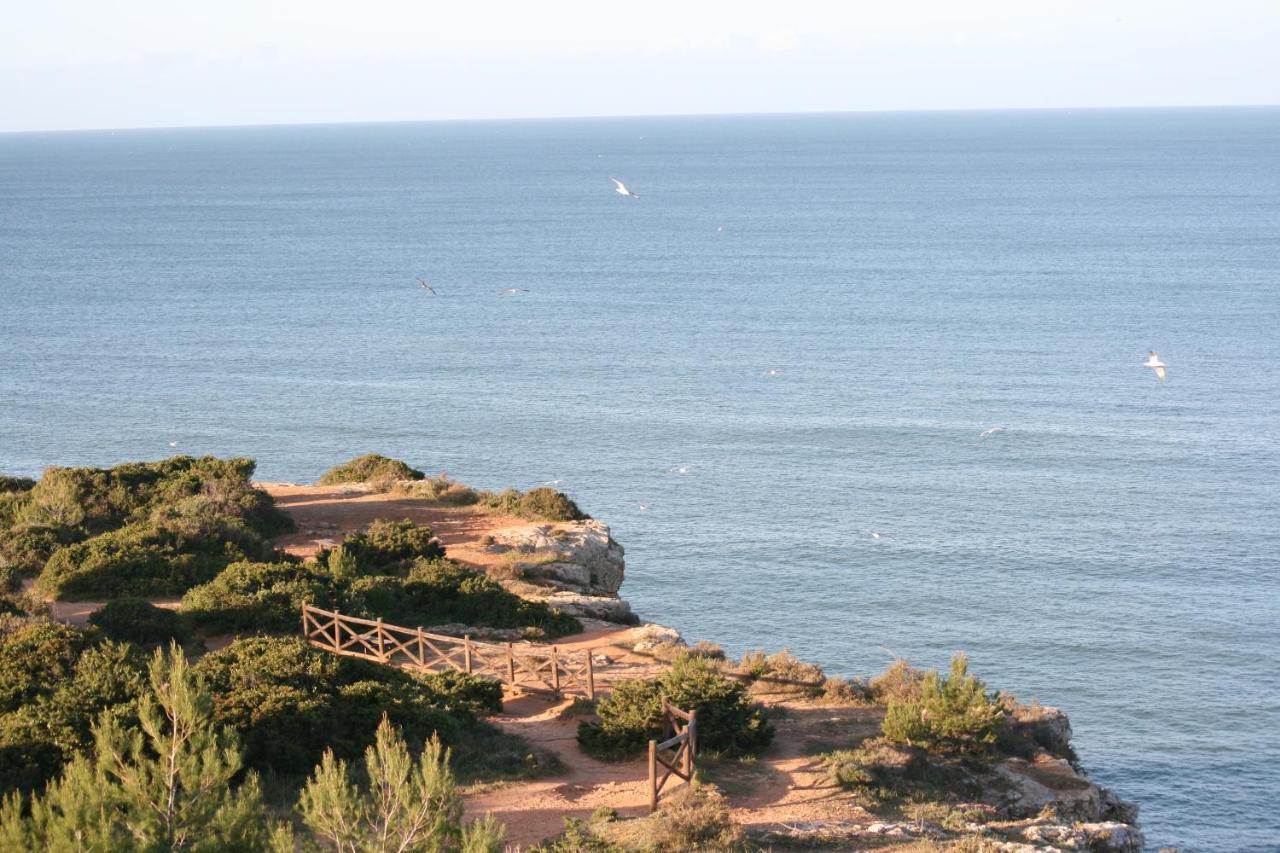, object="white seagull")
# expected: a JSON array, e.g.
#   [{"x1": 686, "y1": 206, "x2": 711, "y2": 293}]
[
  {"x1": 1143, "y1": 351, "x2": 1167, "y2": 381},
  {"x1": 416, "y1": 278, "x2": 438, "y2": 295},
  {"x1": 610, "y1": 177, "x2": 639, "y2": 199},
  {"x1": 979, "y1": 427, "x2": 1005, "y2": 438},
  {"x1": 499, "y1": 288, "x2": 529, "y2": 295}
]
